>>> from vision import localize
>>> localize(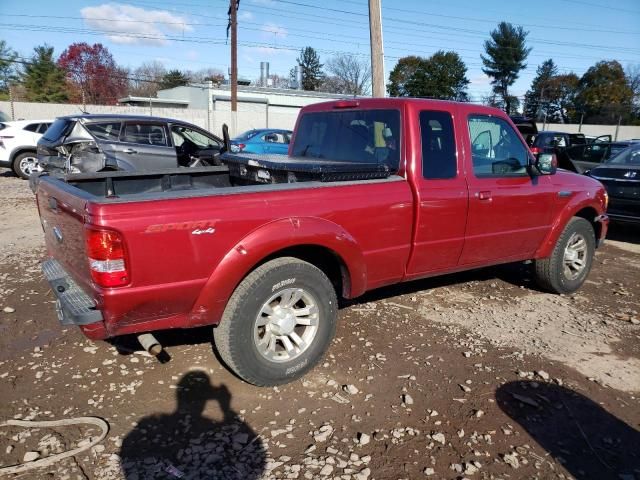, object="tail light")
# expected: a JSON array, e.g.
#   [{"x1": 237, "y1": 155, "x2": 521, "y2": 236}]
[
  {"x1": 231, "y1": 143, "x2": 246, "y2": 153},
  {"x1": 85, "y1": 228, "x2": 129, "y2": 287},
  {"x1": 530, "y1": 146, "x2": 541, "y2": 155}
]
